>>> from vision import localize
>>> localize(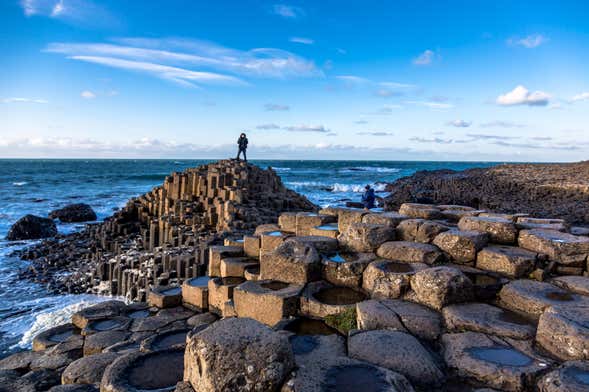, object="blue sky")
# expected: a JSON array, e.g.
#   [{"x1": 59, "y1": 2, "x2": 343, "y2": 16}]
[{"x1": 1, "y1": 0, "x2": 588, "y2": 161}]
